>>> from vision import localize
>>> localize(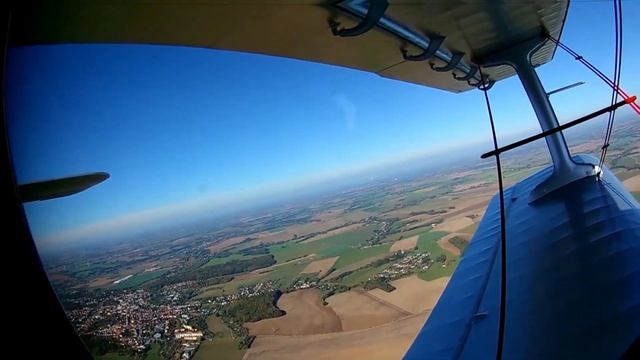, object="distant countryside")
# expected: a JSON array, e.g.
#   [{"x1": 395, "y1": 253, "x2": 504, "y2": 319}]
[{"x1": 44, "y1": 120, "x2": 639, "y2": 360}]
